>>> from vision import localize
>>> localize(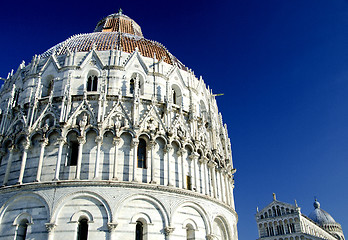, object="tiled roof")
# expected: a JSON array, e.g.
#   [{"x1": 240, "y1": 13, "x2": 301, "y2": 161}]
[
  {"x1": 40, "y1": 12, "x2": 187, "y2": 70},
  {"x1": 94, "y1": 13, "x2": 143, "y2": 37},
  {"x1": 40, "y1": 32, "x2": 186, "y2": 70}
]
